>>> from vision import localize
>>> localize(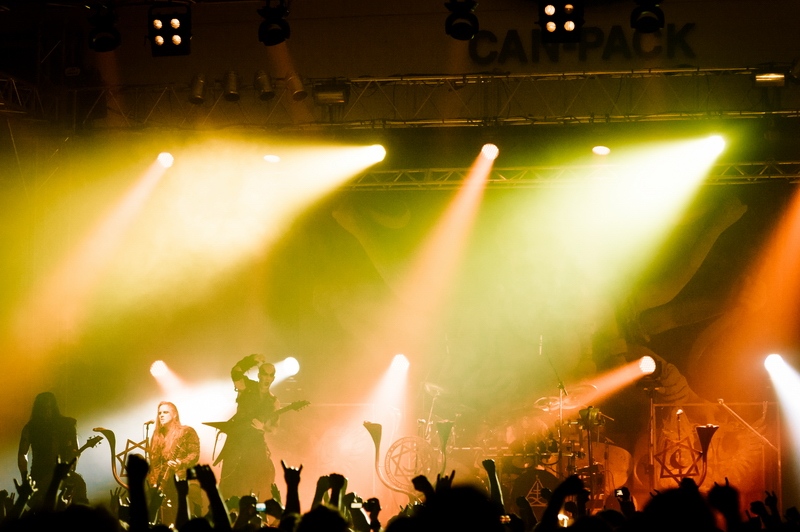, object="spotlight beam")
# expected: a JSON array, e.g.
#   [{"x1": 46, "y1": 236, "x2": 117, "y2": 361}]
[{"x1": 12, "y1": 157, "x2": 168, "y2": 355}]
